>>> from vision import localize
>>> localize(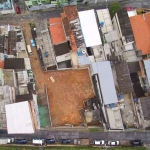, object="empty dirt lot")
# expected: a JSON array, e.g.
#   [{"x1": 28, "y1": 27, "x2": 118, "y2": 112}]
[
  {"x1": 45, "y1": 69, "x2": 94, "y2": 127},
  {"x1": 22, "y1": 22, "x2": 94, "y2": 127}
]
